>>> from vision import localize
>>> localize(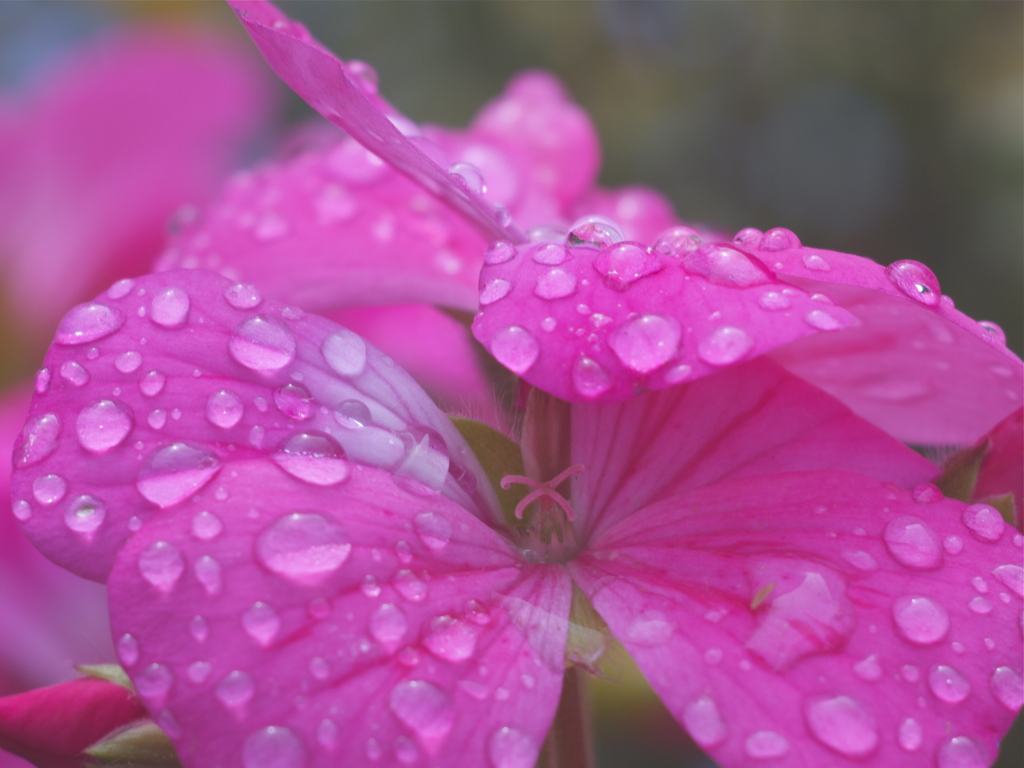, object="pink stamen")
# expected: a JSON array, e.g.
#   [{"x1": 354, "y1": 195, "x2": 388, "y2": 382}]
[{"x1": 500, "y1": 464, "x2": 584, "y2": 521}]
